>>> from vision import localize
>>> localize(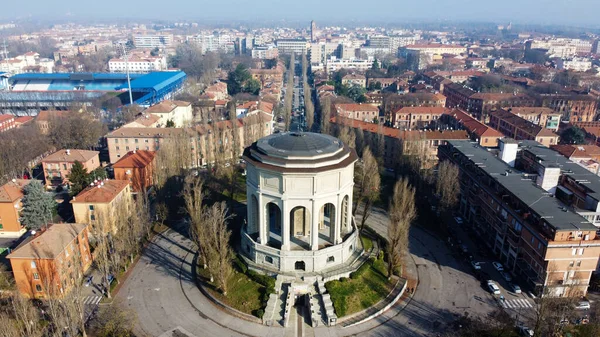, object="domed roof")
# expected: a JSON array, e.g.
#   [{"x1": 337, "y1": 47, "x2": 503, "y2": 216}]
[{"x1": 257, "y1": 132, "x2": 343, "y2": 158}]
